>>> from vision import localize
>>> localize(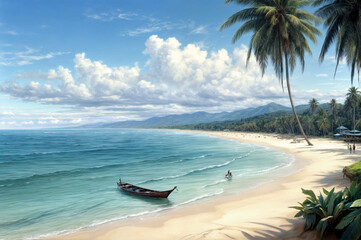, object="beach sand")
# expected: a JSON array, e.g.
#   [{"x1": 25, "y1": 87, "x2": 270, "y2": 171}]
[{"x1": 45, "y1": 131, "x2": 361, "y2": 240}]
